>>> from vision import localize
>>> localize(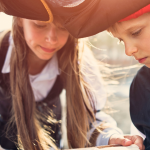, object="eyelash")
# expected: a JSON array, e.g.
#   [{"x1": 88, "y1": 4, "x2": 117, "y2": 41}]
[
  {"x1": 132, "y1": 29, "x2": 142, "y2": 36},
  {"x1": 35, "y1": 23, "x2": 47, "y2": 28},
  {"x1": 117, "y1": 29, "x2": 142, "y2": 44},
  {"x1": 35, "y1": 24, "x2": 66, "y2": 31},
  {"x1": 34, "y1": 22, "x2": 67, "y2": 32}
]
